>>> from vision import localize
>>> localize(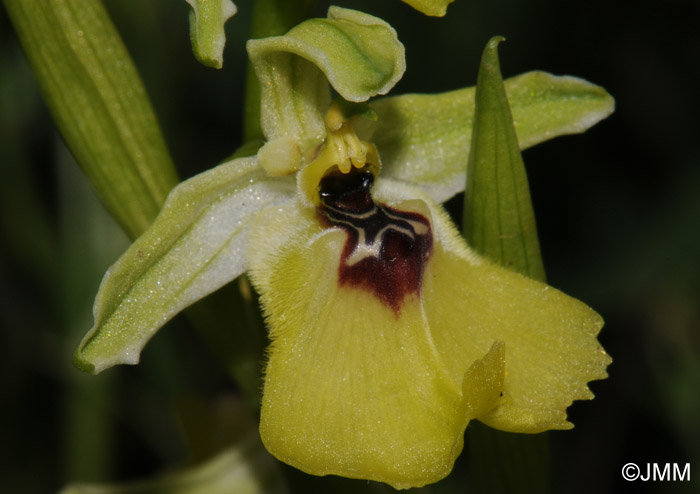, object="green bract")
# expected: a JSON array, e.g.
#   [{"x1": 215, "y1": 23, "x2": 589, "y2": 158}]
[
  {"x1": 73, "y1": 7, "x2": 613, "y2": 488},
  {"x1": 464, "y1": 36, "x2": 545, "y2": 281}
]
